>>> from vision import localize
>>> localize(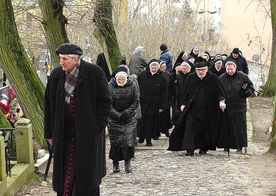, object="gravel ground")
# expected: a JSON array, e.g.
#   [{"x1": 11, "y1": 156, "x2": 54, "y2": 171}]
[{"x1": 15, "y1": 97, "x2": 276, "y2": 196}]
